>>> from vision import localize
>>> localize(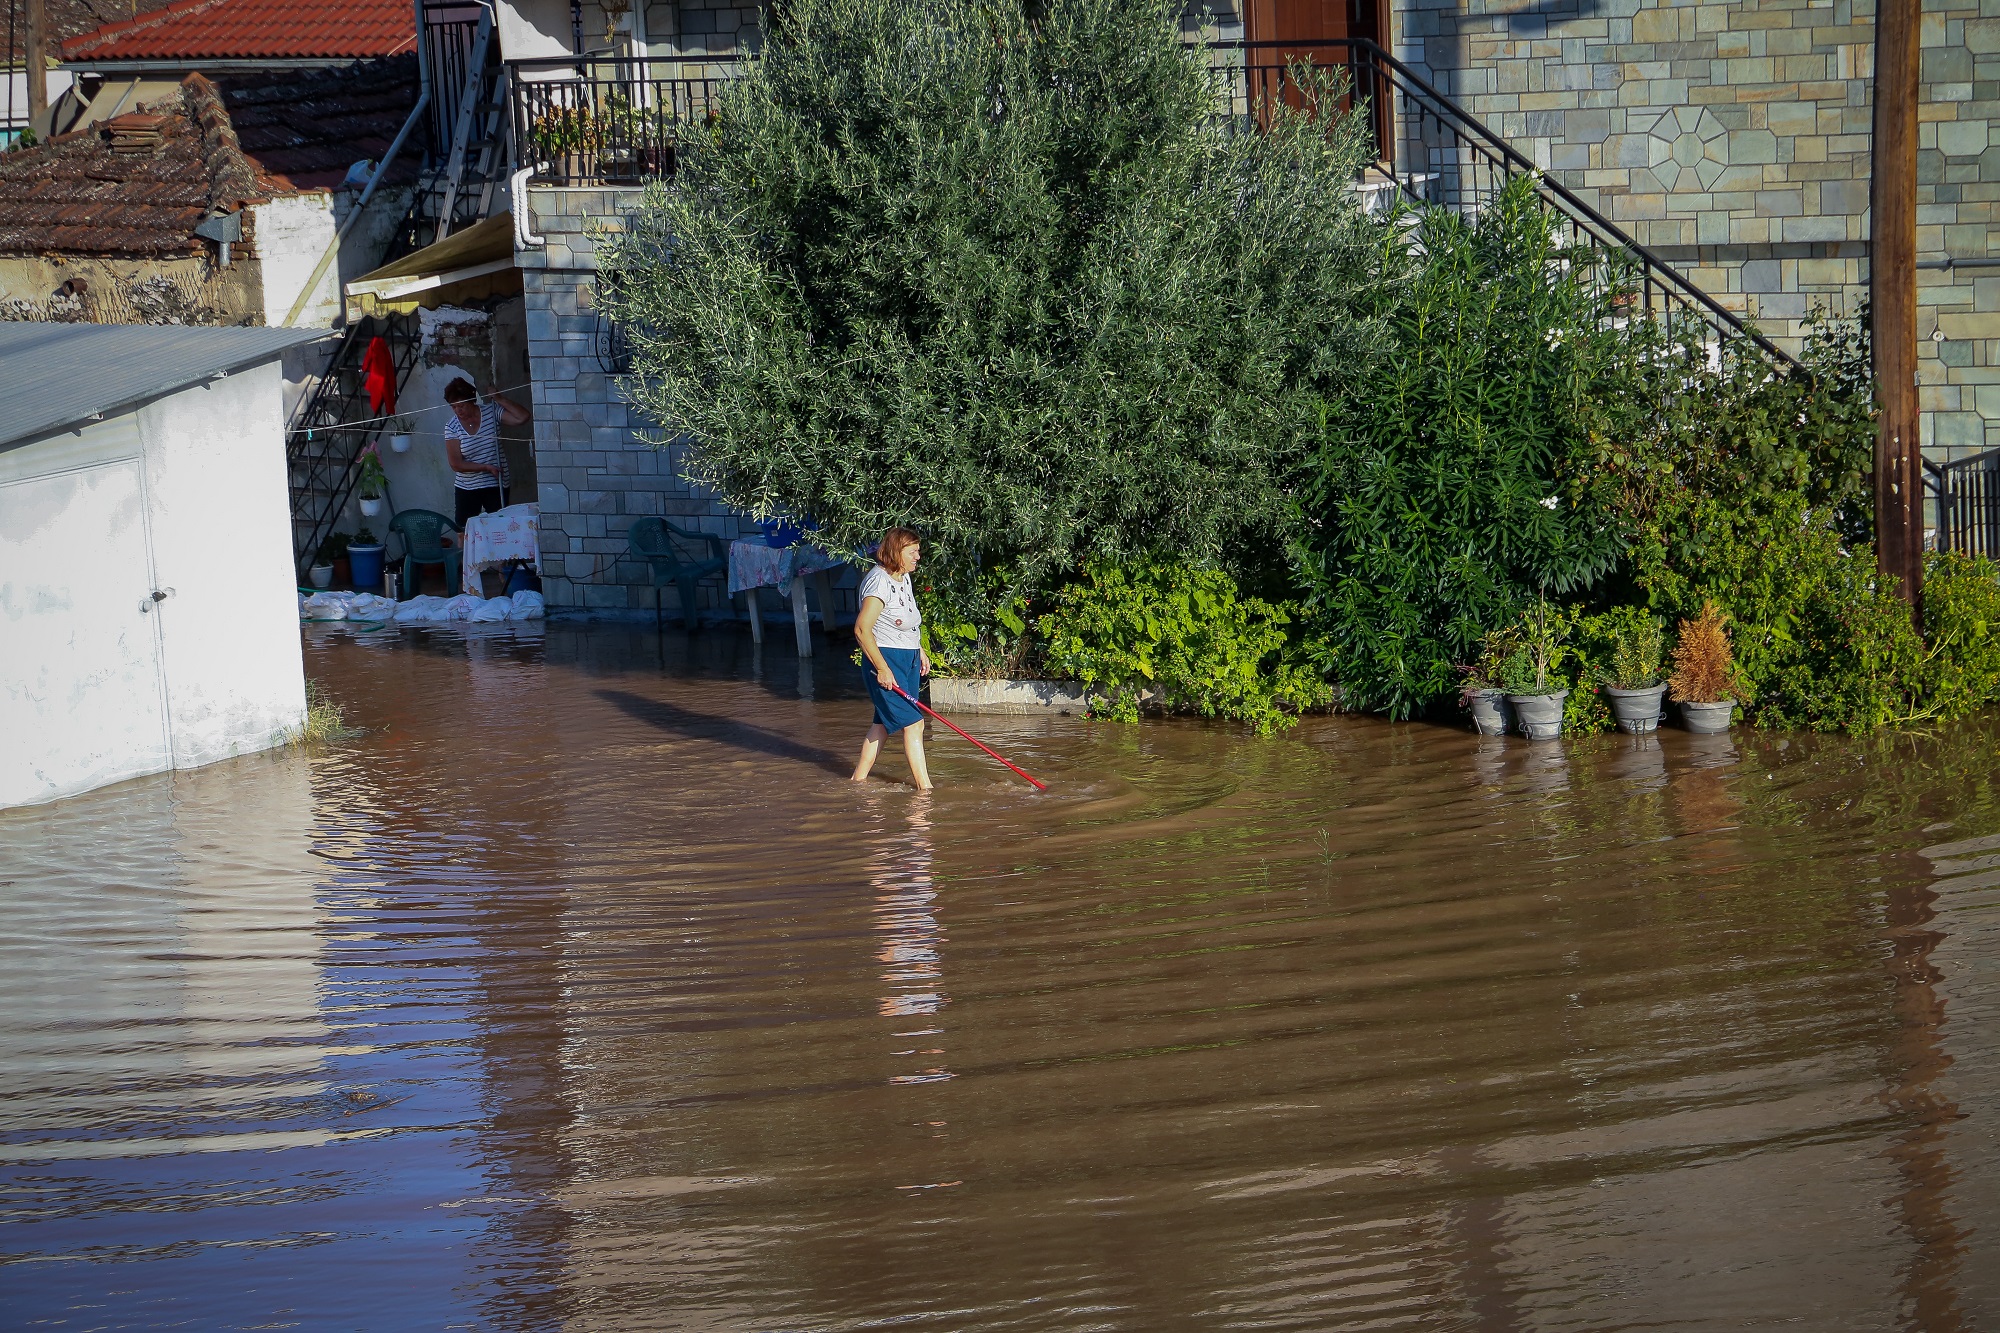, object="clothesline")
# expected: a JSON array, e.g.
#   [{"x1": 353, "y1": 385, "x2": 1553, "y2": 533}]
[{"x1": 302, "y1": 379, "x2": 549, "y2": 439}]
